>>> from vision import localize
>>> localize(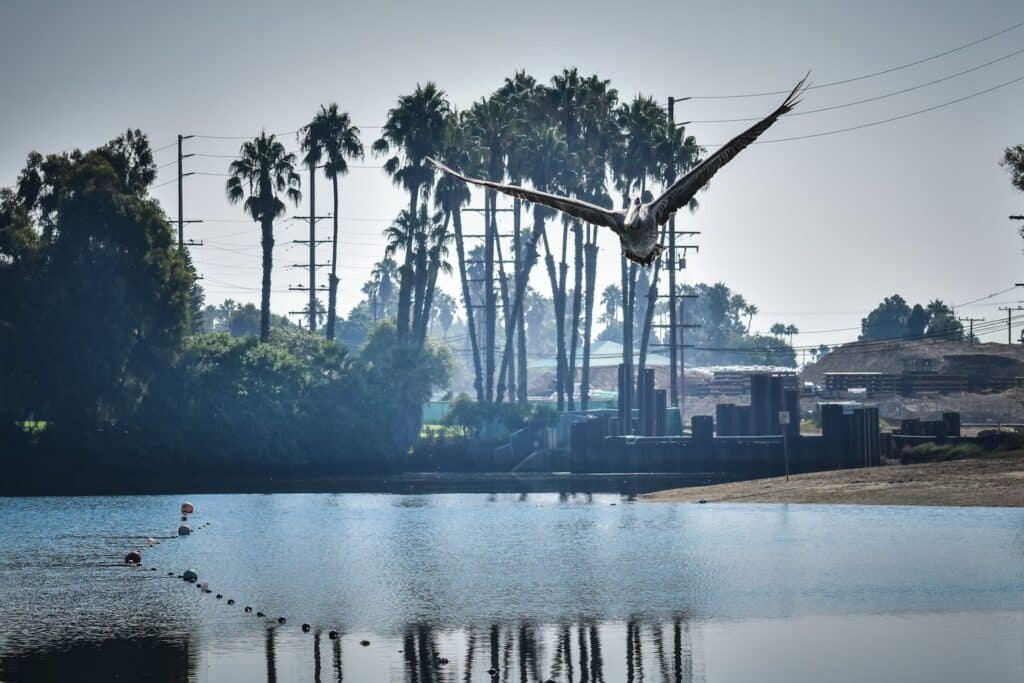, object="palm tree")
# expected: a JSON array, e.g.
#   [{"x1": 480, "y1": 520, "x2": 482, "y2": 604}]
[
  {"x1": 370, "y1": 257, "x2": 399, "y2": 321},
  {"x1": 770, "y1": 322, "x2": 787, "y2": 340},
  {"x1": 496, "y1": 126, "x2": 577, "y2": 407},
  {"x1": 785, "y1": 324, "x2": 799, "y2": 346},
  {"x1": 434, "y1": 111, "x2": 484, "y2": 402},
  {"x1": 465, "y1": 96, "x2": 516, "y2": 402},
  {"x1": 414, "y1": 209, "x2": 454, "y2": 347},
  {"x1": 600, "y1": 285, "x2": 622, "y2": 326},
  {"x1": 744, "y1": 304, "x2": 759, "y2": 333},
  {"x1": 575, "y1": 75, "x2": 619, "y2": 411},
  {"x1": 300, "y1": 104, "x2": 363, "y2": 341},
  {"x1": 610, "y1": 96, "x2": 667, "y2": 426},
  {"x1": 300, "y1": 298, "x2": 327, "y2": 329},
  {"x1": 225, "y1": 132, "x2": 301, "y2": 342},
  {"x1": 372, "y1": 83, "x2": 450, "y2": 340},
  {"x1": 431, "y1": 291, "x2": 457, "y2": 339},
  {"x1": 497, "y1": 71, "x2": 541, "y2": 405}
]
